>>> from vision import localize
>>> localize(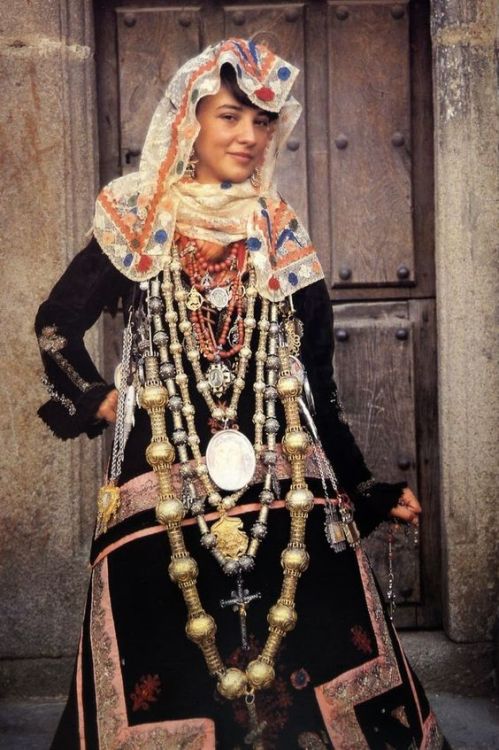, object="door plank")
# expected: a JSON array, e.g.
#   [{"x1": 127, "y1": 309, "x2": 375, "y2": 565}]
[{"x1": 328, "y1": 2, "x2": 414, "y2": 288}]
